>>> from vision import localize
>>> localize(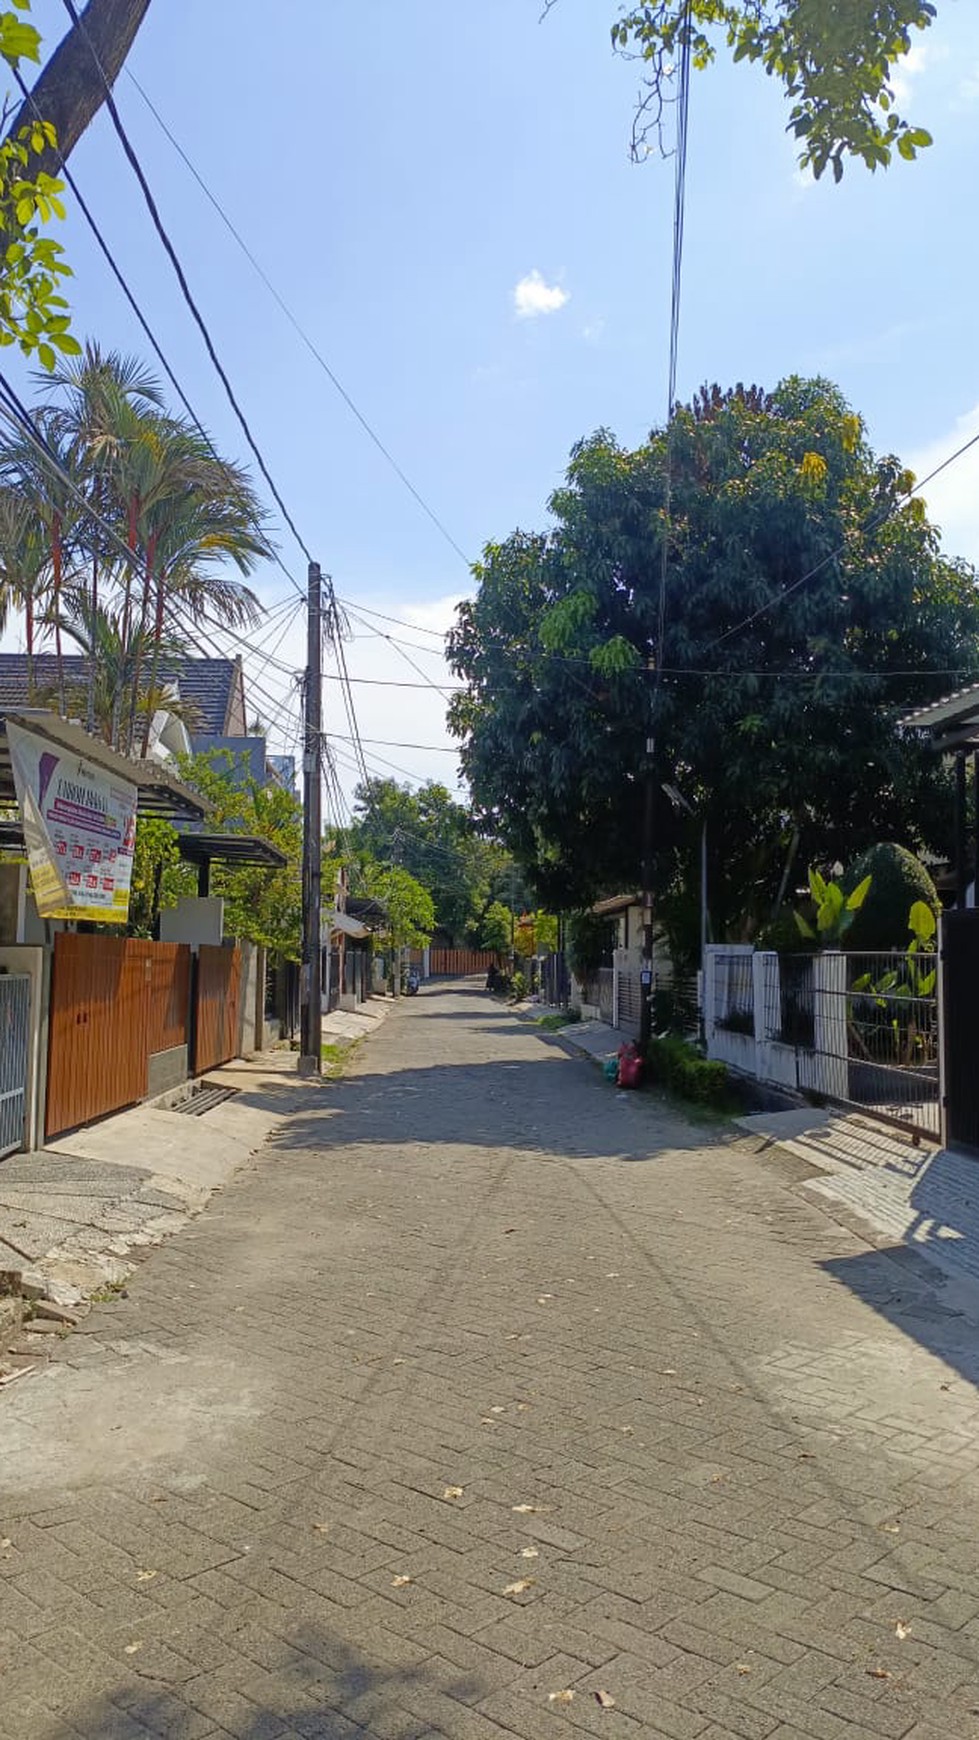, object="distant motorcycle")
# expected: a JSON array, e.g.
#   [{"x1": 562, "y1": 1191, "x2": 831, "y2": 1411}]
[{"x1": 405, "y1": 968, "x2": 421, "y2": 996}]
